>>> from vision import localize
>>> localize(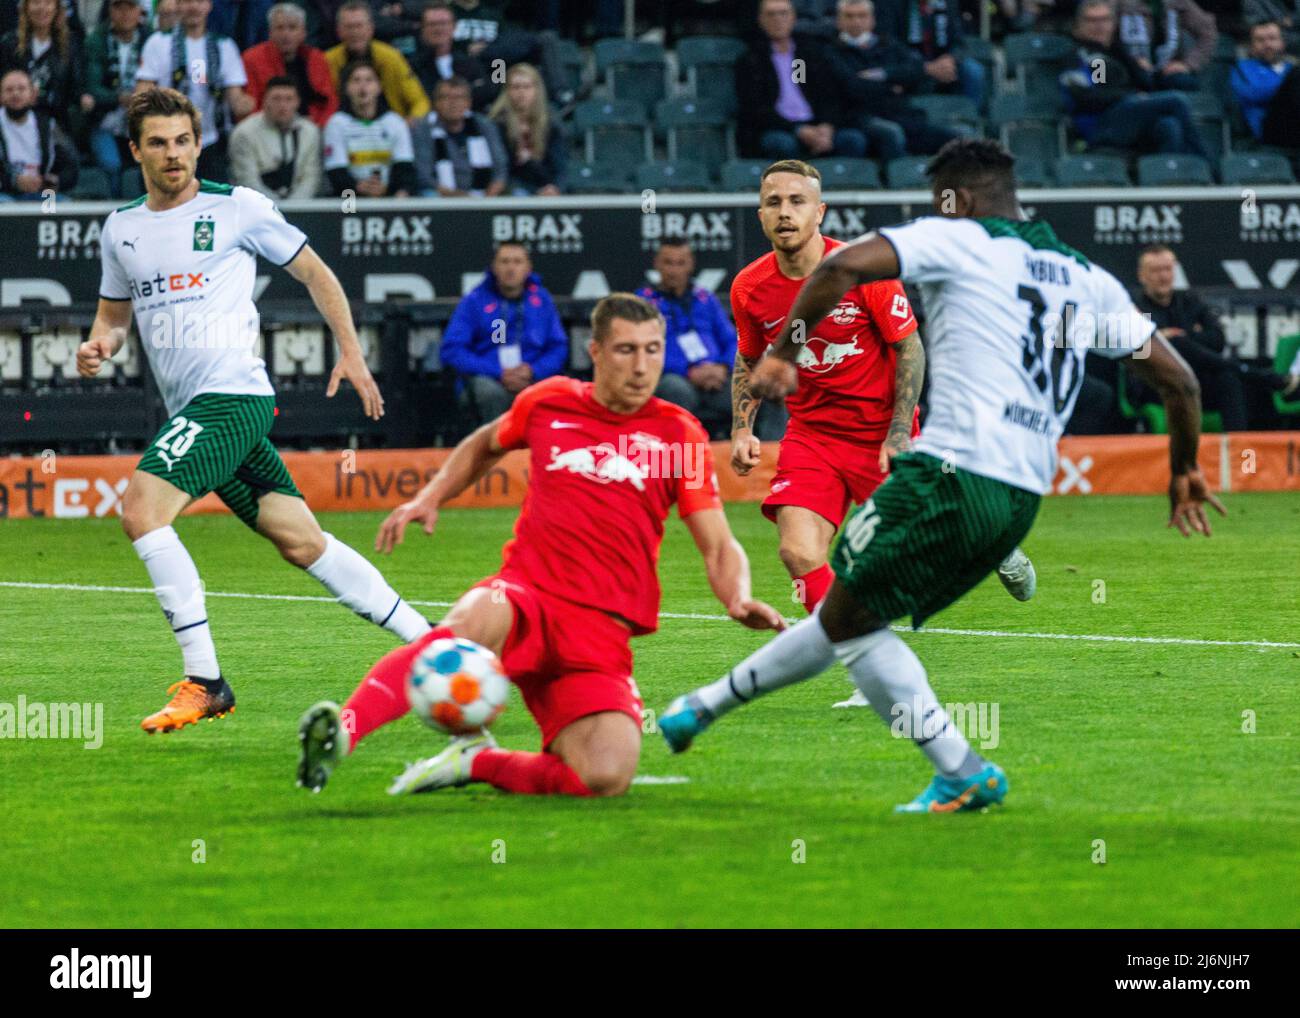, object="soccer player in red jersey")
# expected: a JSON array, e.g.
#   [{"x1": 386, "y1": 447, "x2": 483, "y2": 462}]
[
  {"x1": 295, "y1": 293, "x2": 784, "y2": 798},
  {"x1": 730, "y1": 161, "x2": 1037, "y2": 660},
  {"x1": 729, "y1": 159, "x2": 928, "y2": 622}
]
